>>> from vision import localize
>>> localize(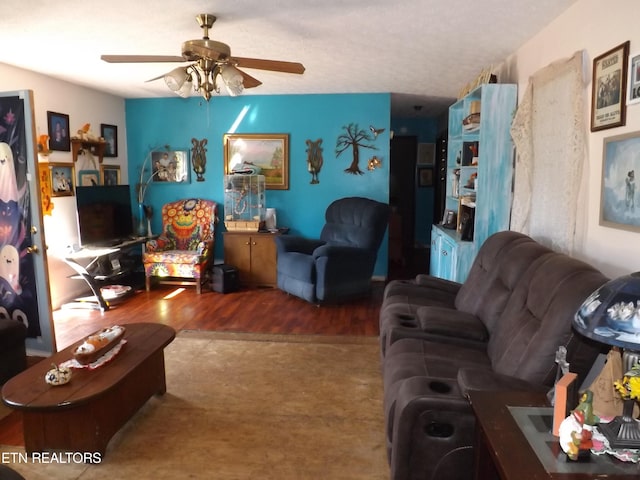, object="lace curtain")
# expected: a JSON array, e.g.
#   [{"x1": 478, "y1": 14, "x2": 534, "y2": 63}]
[{"x1": 510, "y1": 50, "x2": 588, "y2": 255}]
